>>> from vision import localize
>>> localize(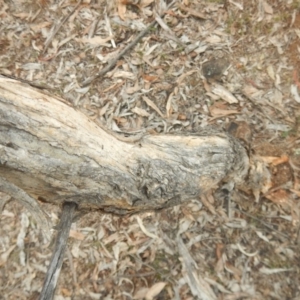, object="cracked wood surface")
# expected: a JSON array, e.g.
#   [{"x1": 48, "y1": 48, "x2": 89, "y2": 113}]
[{"x1": 0, "y1": 76, "x2": 249, "y2": 222}]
